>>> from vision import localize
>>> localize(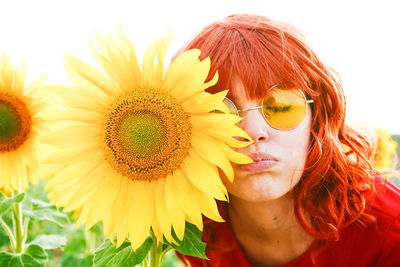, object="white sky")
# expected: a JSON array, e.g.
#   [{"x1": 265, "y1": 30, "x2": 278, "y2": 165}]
[{"x1": 1, "y1": 0, "x2": 400, "y2": 133}]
